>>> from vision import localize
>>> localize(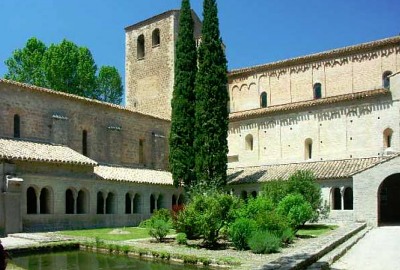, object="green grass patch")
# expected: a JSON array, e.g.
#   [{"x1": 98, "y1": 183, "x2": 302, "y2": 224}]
[
  {"x1": 296, "y1": 224, "x2": 338, "y2": 238},
  {"x1": 59, "y1": 227, "x2": 175, "y2": 241}
]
